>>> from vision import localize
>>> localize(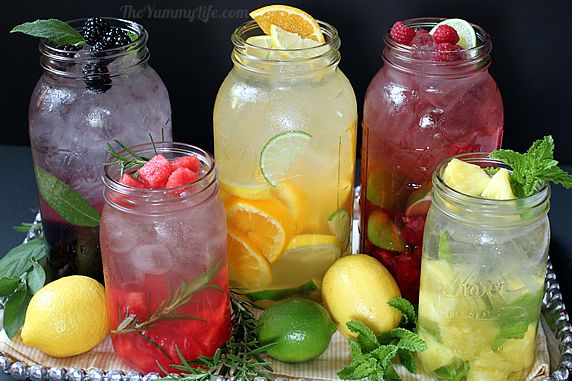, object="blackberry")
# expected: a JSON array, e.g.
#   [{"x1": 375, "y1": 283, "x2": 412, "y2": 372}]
[
  {"x1": 101, "y1": 28, "x2": 132, "y2": 49},
  {"x1": 82, "y1": 17, "x2": 111, "y2": 45},
  {"x1": 62, "y1": 45, "x2": 81, "y2": 52},
  {"x1": 82, "y1": 62, "x2": 112, "y2": 93}
]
